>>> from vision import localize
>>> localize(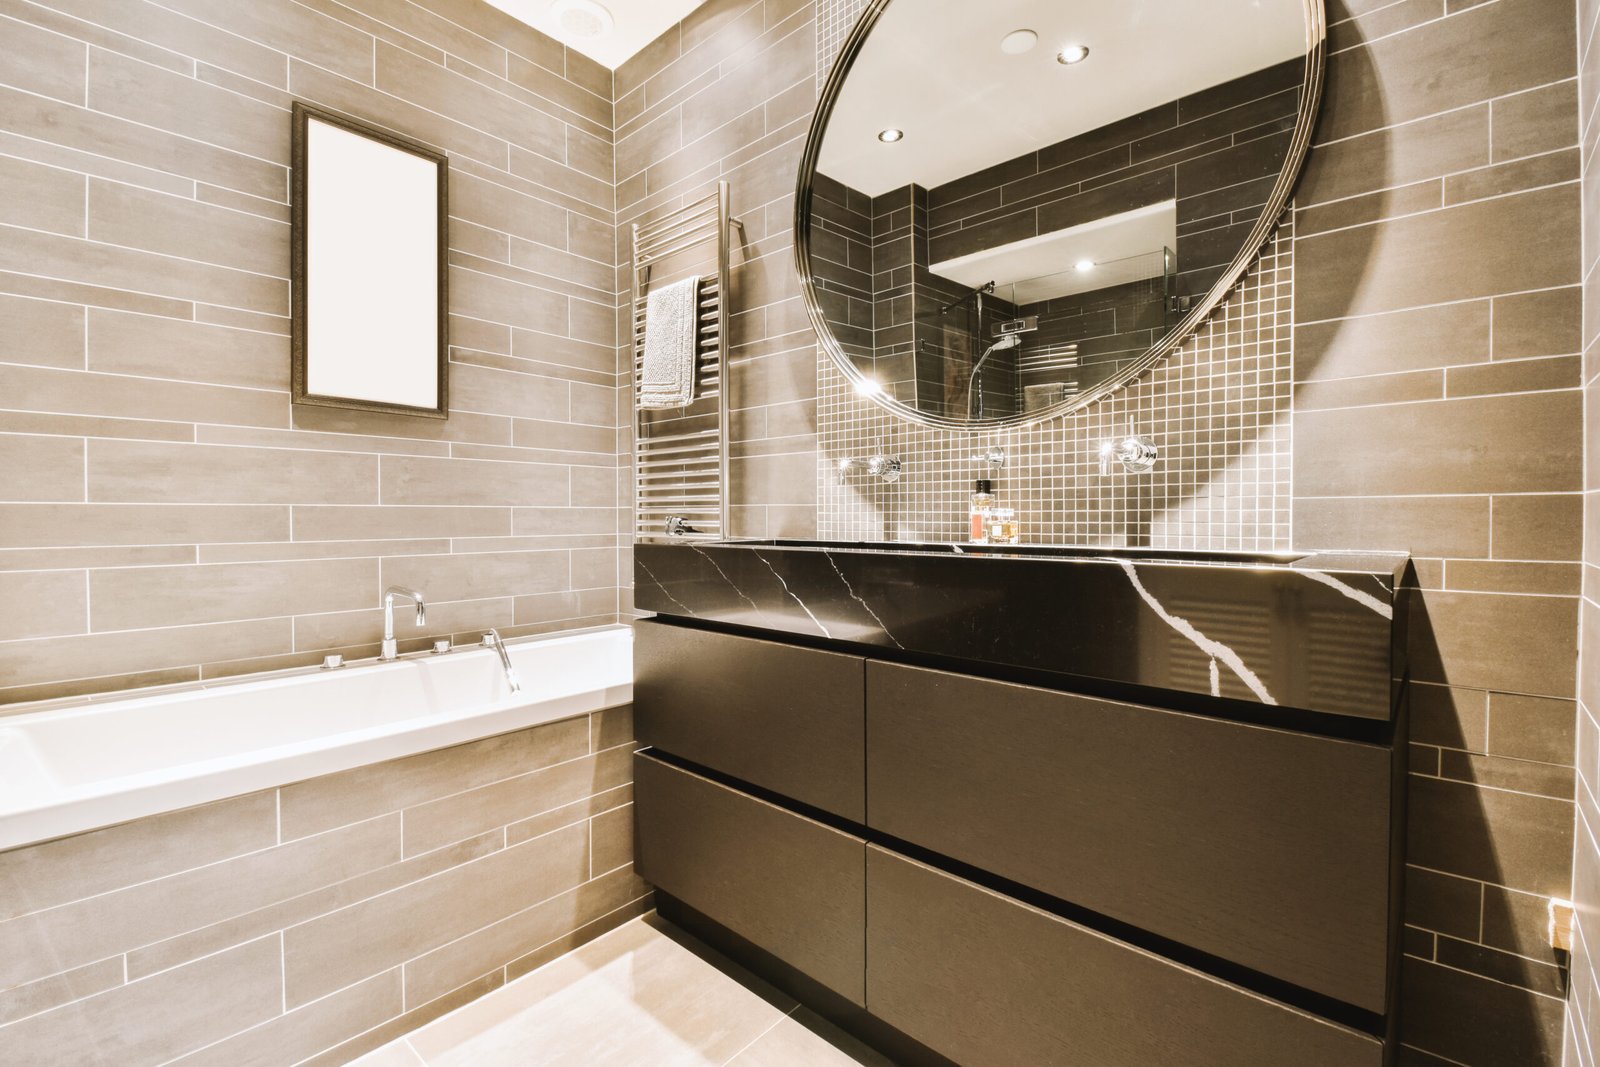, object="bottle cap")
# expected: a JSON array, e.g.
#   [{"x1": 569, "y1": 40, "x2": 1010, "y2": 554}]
[{"x1": 975, "y1": 479, "x2": 993, "y2": 494}]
